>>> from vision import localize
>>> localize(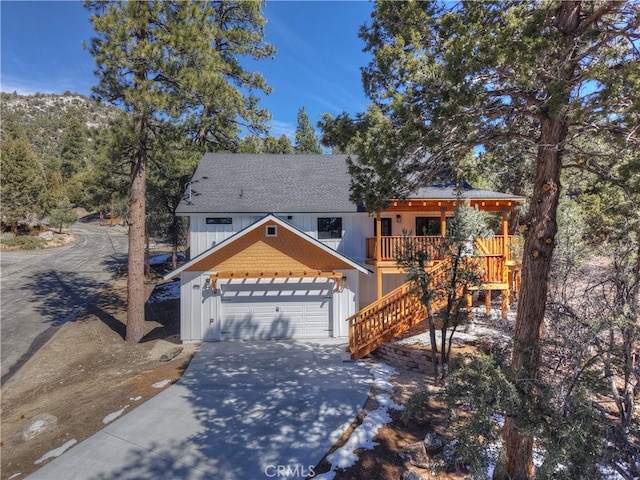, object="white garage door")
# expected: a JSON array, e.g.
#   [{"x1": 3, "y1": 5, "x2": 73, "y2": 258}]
[{"x1": 220, "y1": 279, "x2": 333, "y2": 339}]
